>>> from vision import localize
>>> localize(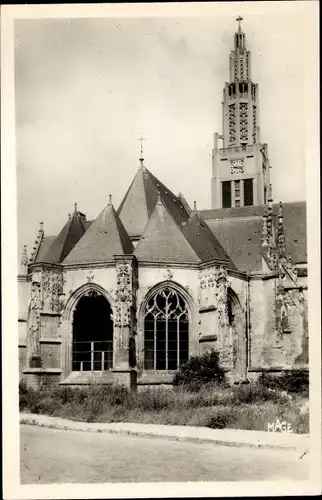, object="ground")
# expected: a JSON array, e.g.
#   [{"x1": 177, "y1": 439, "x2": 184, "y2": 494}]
[{"x1": 20, "y1": 424, "x2": 308, "y2": 484}]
